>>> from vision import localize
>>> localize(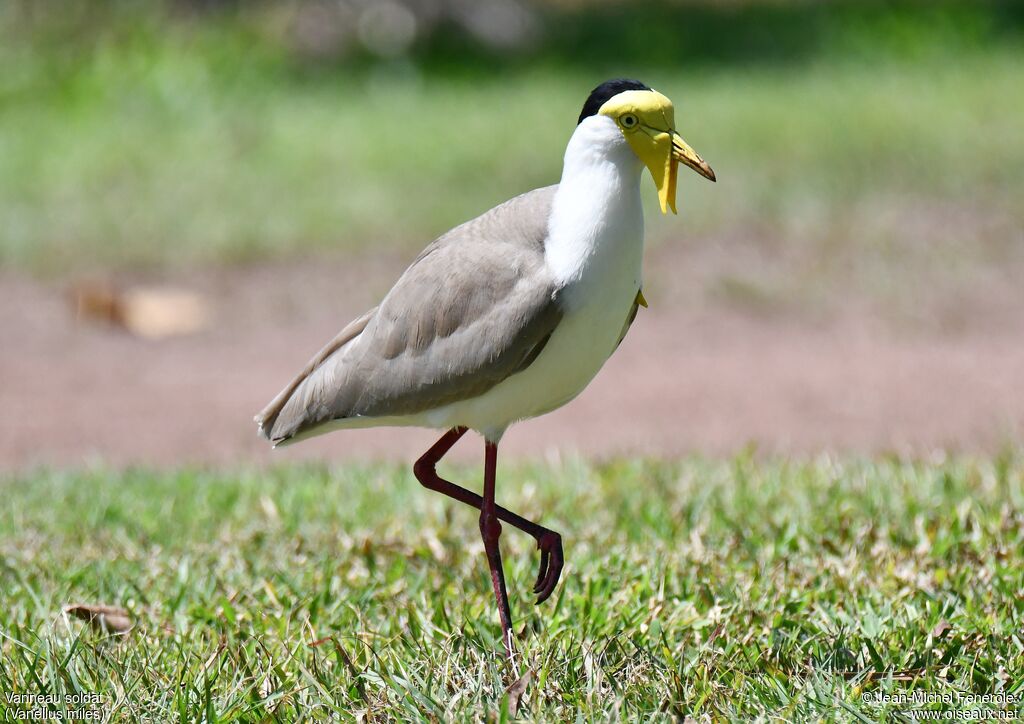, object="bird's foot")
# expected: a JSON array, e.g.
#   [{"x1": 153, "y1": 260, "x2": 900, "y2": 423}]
[{"x1": 532, "y1": 531, "x2": 563, "y2": 604}]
